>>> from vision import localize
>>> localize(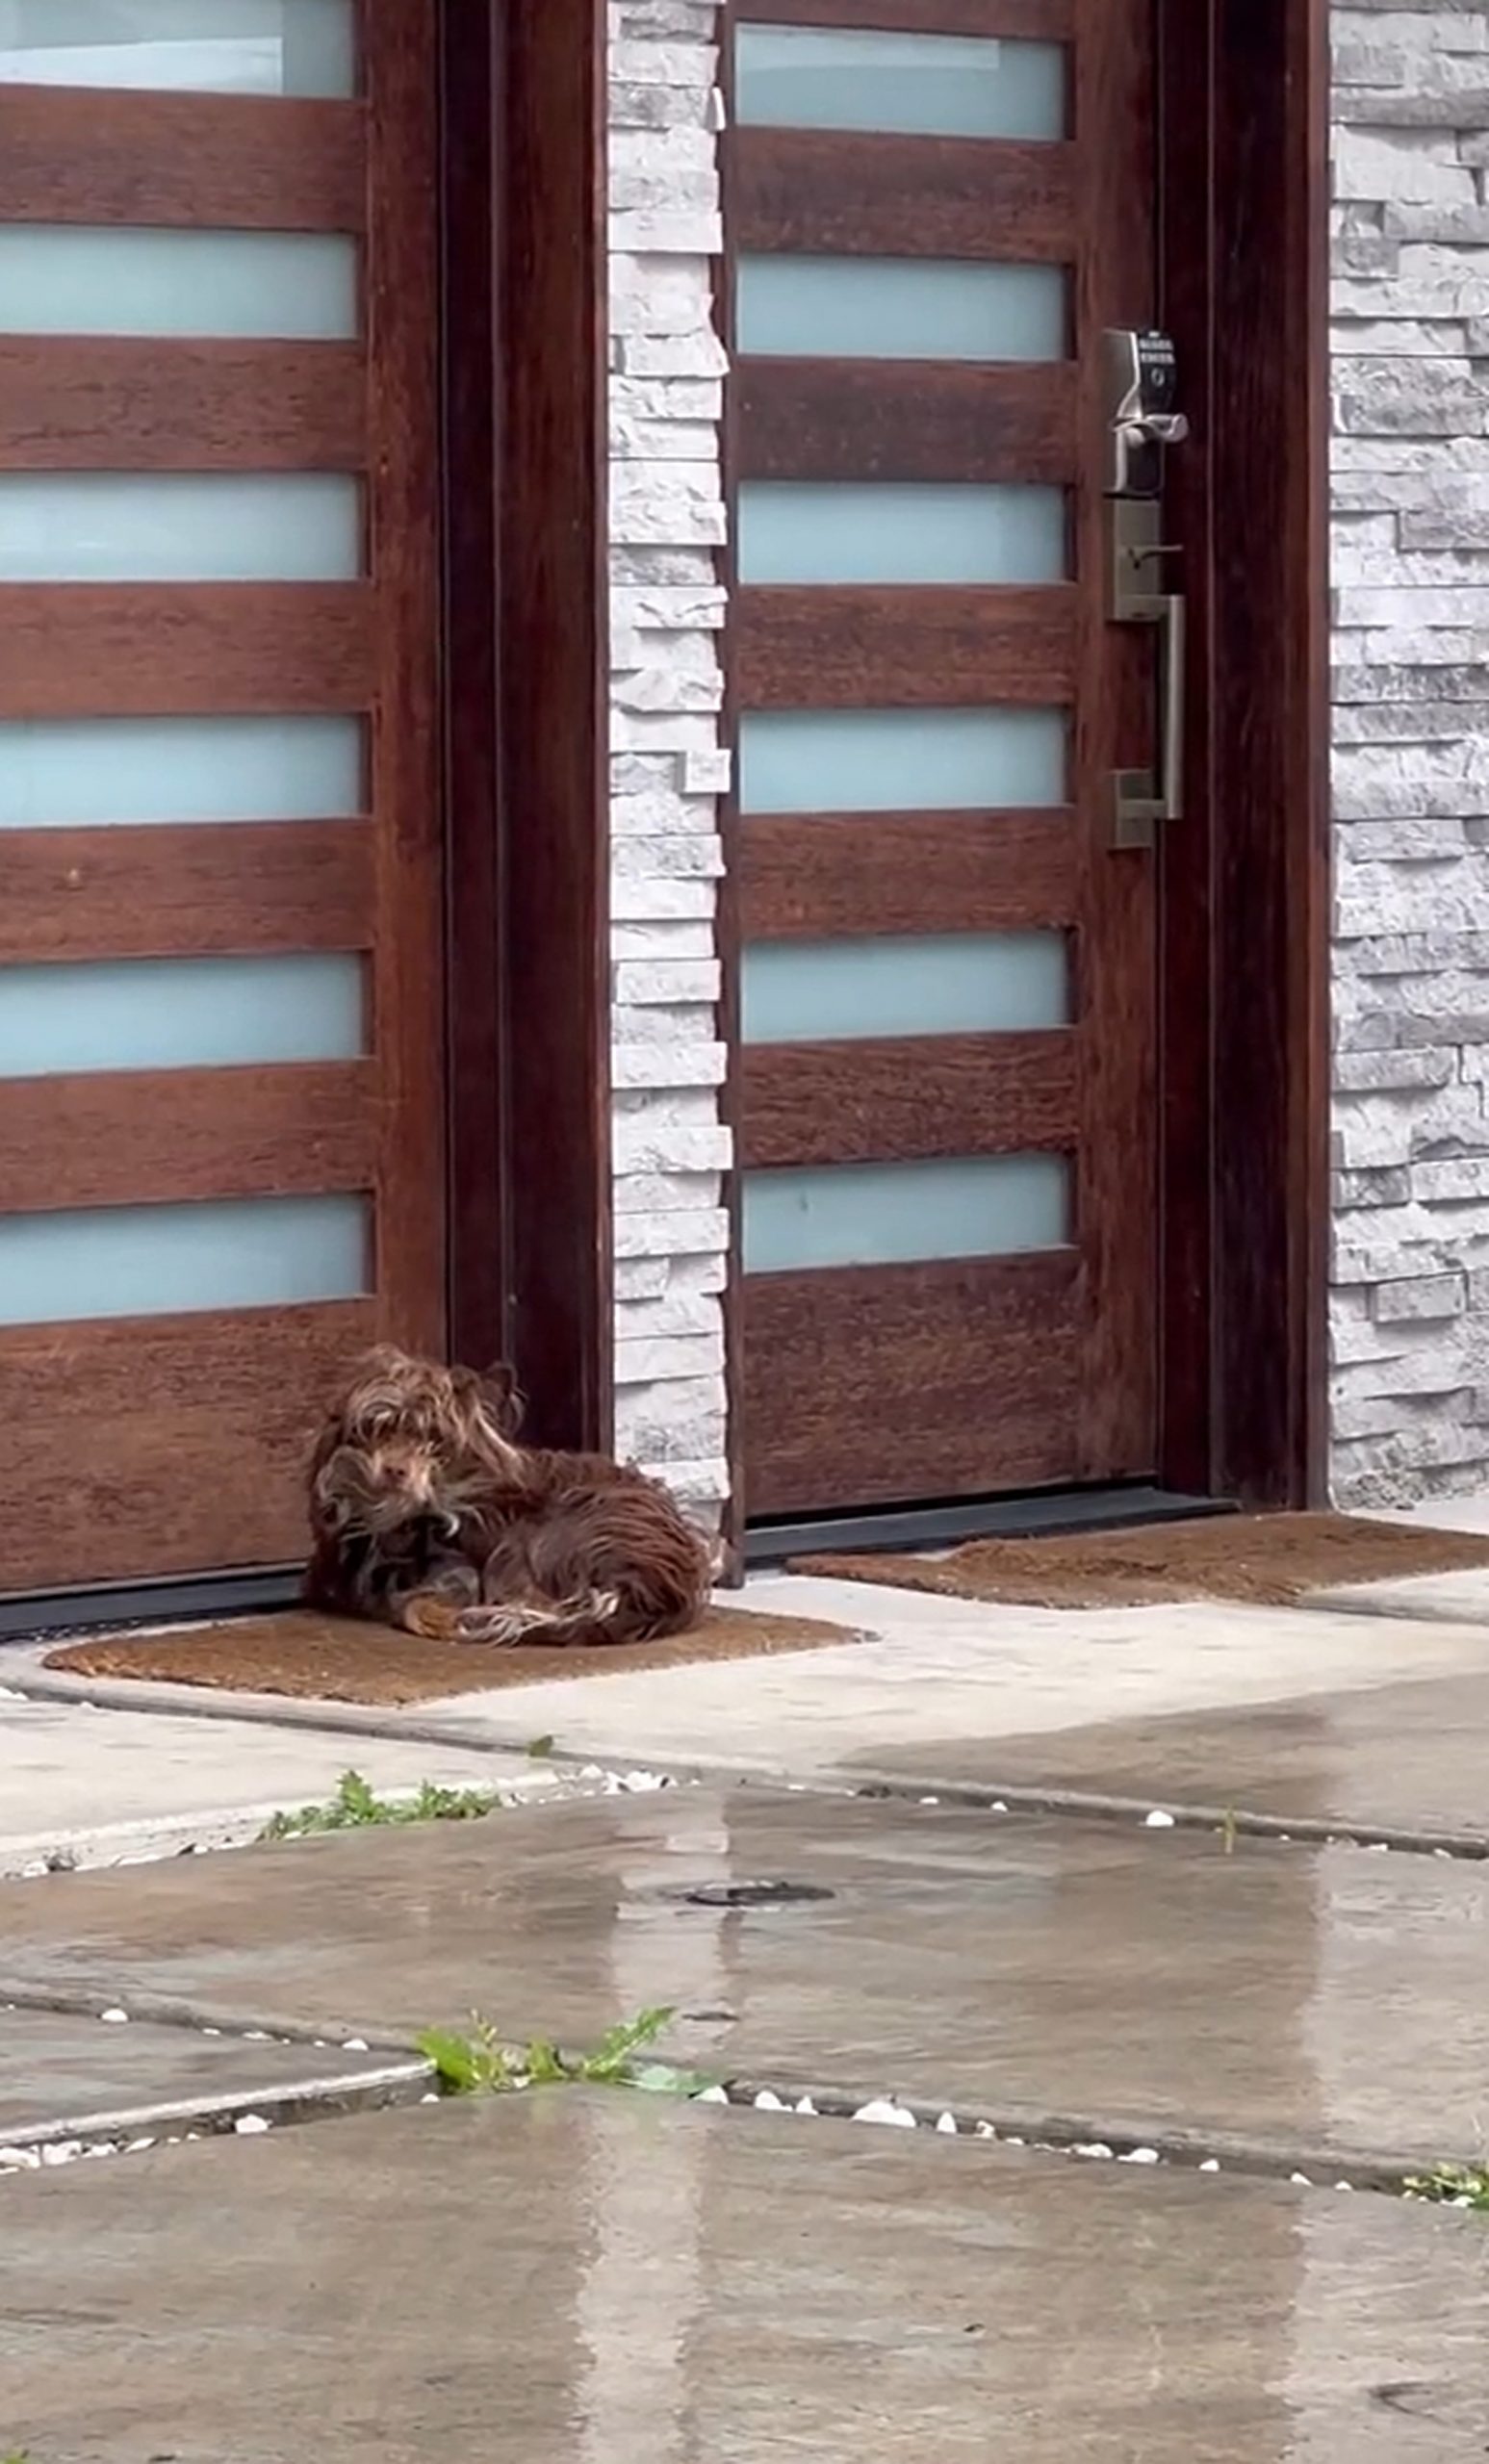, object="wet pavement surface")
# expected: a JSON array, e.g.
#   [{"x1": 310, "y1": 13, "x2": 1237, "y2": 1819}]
[
  {"x1": 0, "y1": 2005, "x2": 389, "y2": 2139},
  {"x1": 853, "y1": 1669, "x2": 1489, "y2": 1844},
  {"x1": 3, "y1": 1789, "x2": 1486, "y2": 2169},
  {"x1": 5, "y1": 2092, "x2": 1487, "y2": 2464},
  {"x1": 393, "y1": 1577, "x2": 1489, "y2": 1845}
]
